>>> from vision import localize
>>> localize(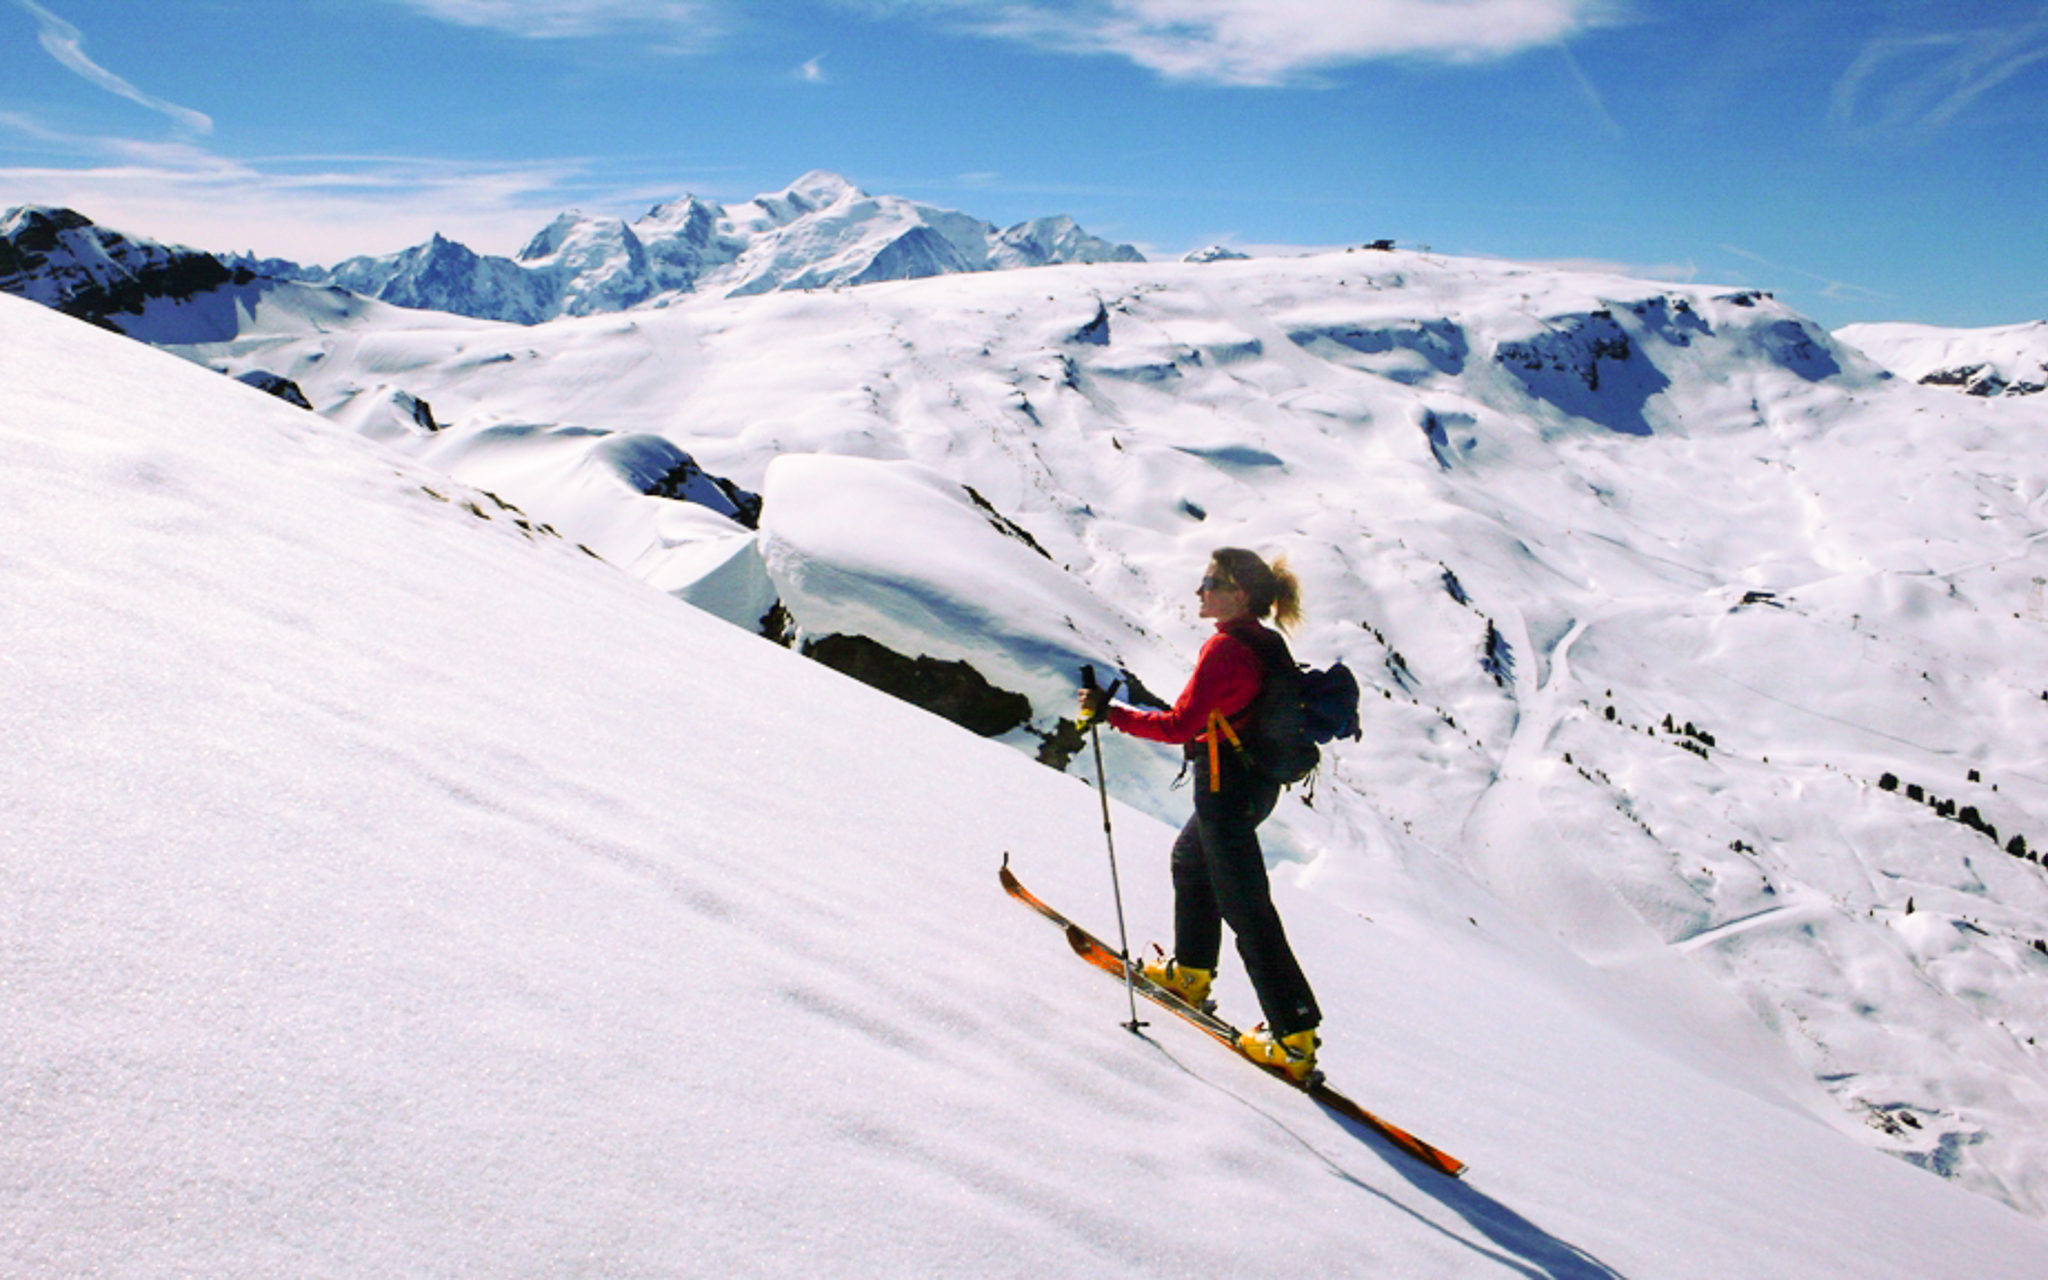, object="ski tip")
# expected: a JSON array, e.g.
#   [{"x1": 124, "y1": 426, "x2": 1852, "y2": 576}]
[{"x1": 1412, "y1": 1145, "x2": 1469, "y2": 1179}]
